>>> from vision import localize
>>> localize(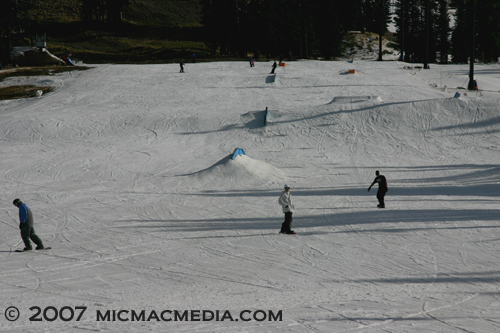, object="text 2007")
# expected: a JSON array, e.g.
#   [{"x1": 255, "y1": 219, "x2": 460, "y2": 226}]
[{"x1": 29, "y1": 306, "x2": 87, "y2": 322}]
